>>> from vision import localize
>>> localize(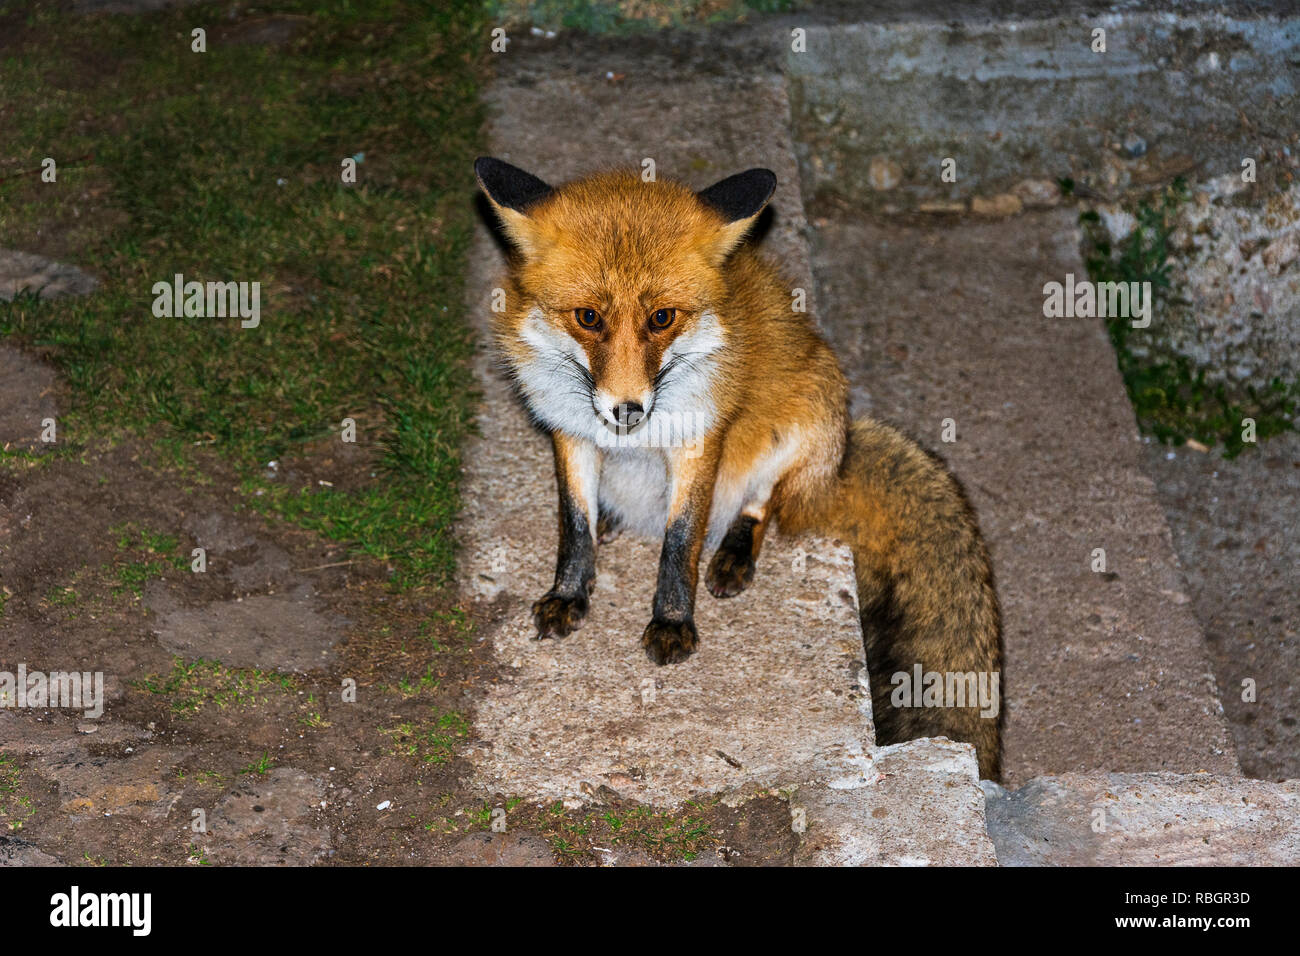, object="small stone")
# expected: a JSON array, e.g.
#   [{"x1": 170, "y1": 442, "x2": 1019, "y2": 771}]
[
  {"x1": 1011, "y1": 178, "x2": 1061, "y2": 207},
  {"x1": 594, "y1": 847, "x2": 657, "y2": 867},
  {"x1": 1122, "y1": 133, "x2": 1147, "y2": 158},
  {"x1": 971, "y1": 194, "x2": 1023, "y2": 217},
  {"x1": 1261, "y1": 231, "x2": 1299, "y2": 275},
  {"x1": 1097, "y1": 204, "x2": 1138, "y2": 242},
  {"x1": 0, "y1": 249, "x2": 100, "y2": 301},
  {"x1": 867, "y1": 156, "x2": 903, "y2": 191},
  {"x1": 76, "y1": 723, "x2": 98, "y2": 734},
  {"x1": 918, "y1": 201, "x2": 966, "y2": 214}
]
